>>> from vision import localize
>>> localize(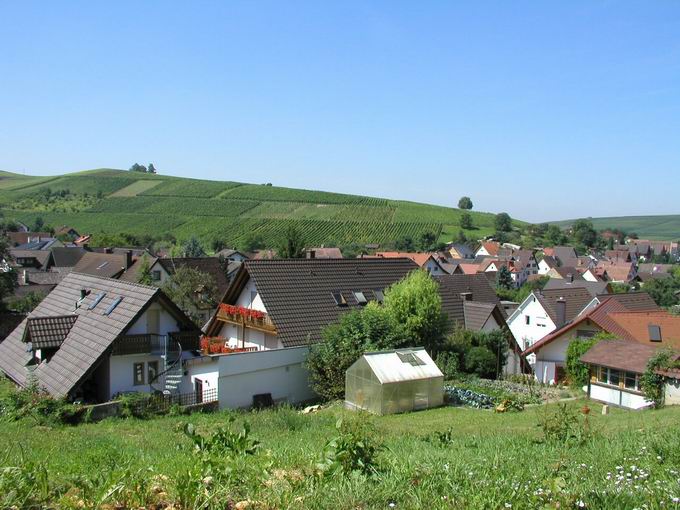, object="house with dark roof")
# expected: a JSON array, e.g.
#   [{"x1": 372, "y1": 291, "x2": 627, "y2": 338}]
[
  {"x1": 542, "y1": 278, "x2": 611, "y2": 297},
  {"x1": 9, "y1": 249, "x2": 53, "y2": 271},
  {"x1": 204, "y1": 258, "x2": 419, "y2": 350},
  {"x1": 6, "y1": 232, "x2": 53, "y2": 247},
  {"x1": 369, "y1": 252, "x2": 451, "y2": 275},
  {"x1": 435, "y1": 273, "x2": 528, "y2": 375},
  {"x1": 0, "y1": 272, "x2": 200, "y2": 402},
  {"x1": 50, "y1": 246, "x2": 87, "y2": 269},
  {"x1": 537, "y1": 255, "x2": 558, "y2": 275},
  {"x1": 522, "y1": 292, "x2": 661, "y2": 384},
  {"x1": 507, "y1": 288, "x2": 596, "y2": 357},
  {"x1": 305, "y1": 247, "x2": 343, "y2": 259},
  {"x1": 446, "y1": 243, "x2": 475, "y2": 260},
  {"x1": 129, "y1": 257, "x2": 230, "y2": 325},
  {"x1": 73, "y1": 251, "x2": 137, "y2": 279}
]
